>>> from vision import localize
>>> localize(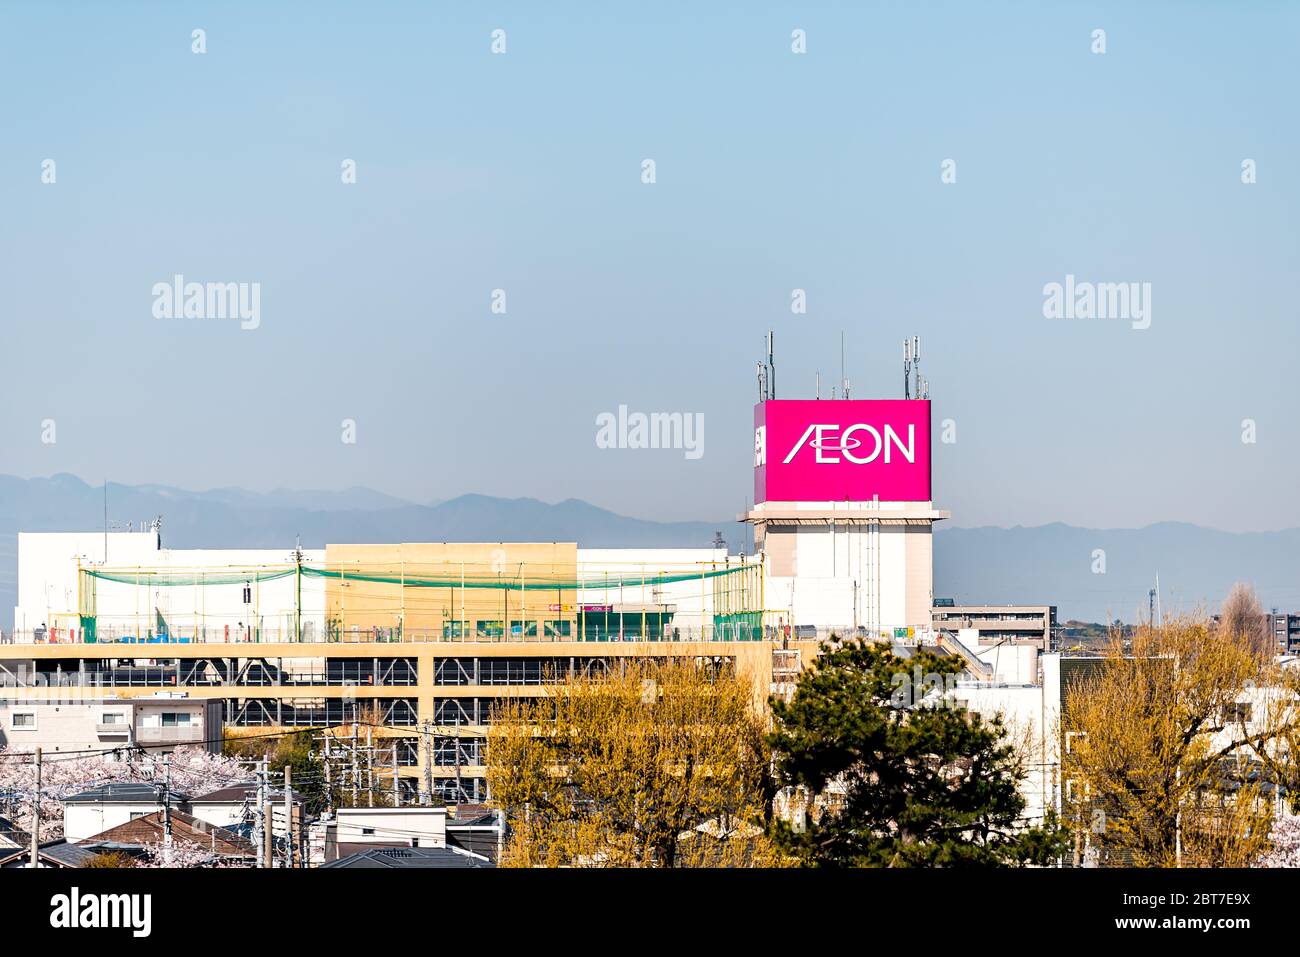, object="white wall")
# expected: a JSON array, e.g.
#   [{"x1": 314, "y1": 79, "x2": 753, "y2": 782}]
[
  {"x1": 190, "y1": 800, "x2": 293, "y2": 834},
  {"x1": 764, "y1": 522, "x2": 933, "y2": 634},
  {"x1": 957, "y1": 654, "x2": 1062, "y2": 828},
  {"x1": 15, "y1": 532, "x2": 161, "y2": 638},
  {"x1": 64, "y1": 801, "x2": 162, "y2": 843},
  {"x1": 974, "y1": 642, "x2": 1041, "y2": 685},
  {"x1": 0, "y1": 701, "x2": 134, "y2": 755},
  {"x1": 15, "y1": 532, "x2": 326, "y2": 643},
  {"x1": 334, "y1": 806, "x2": 447, "y2": 848}
]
